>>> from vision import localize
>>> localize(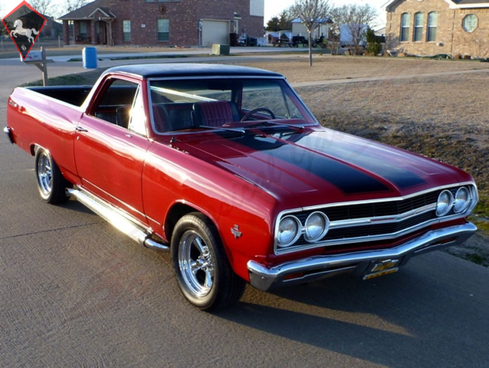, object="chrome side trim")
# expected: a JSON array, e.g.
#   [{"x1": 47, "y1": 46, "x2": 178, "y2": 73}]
[
  {"x1": 144, "y1": 238, "x2": 170, "y2": 251},
  {"x1": 147, "y1": 76, "x2": 288, "y2": 82},
  {"x1": 67, "y1": 187, "x2": 169, "y2": 251},
  {"x1": 249, "y1": 222, "x2": 477, "y2": 291}
]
